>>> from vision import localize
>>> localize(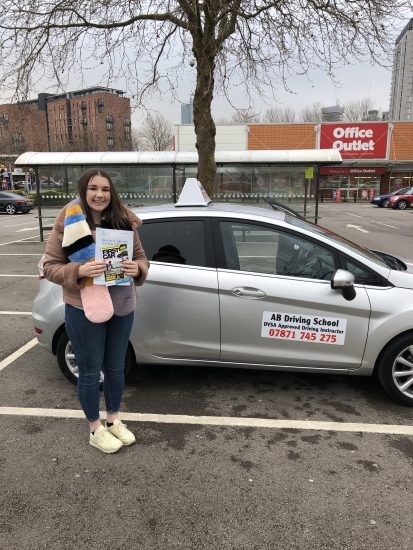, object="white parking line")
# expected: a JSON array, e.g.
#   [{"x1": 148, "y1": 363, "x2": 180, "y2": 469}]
[
  {"x1": 4, "y1": 222, "x2": 38, "y2": 228},
  {"x1": 346, "y1": 213, "x2": 363, "y2": 218},
  {"x1": 0, "y1": 311, "x2": 32, "y2": 315},
  {"x1": 0, "y1": 407, "x2": 412, "y2": 435},
  {"x1": 0, "y1": 234, "x2": 49, "y2": 246},
  {"x1": 16, "y1": 227, "x2": 39, "y2": 232},
  {"x1": 372, "y1": 221, "x2": 398, "y2": 229},
  {"x1": 0, "y1": 274, "x2": 38, "y2": 277},
  {"x1": 0, "y1": 338, "x2": 38, "y2": 372}
]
